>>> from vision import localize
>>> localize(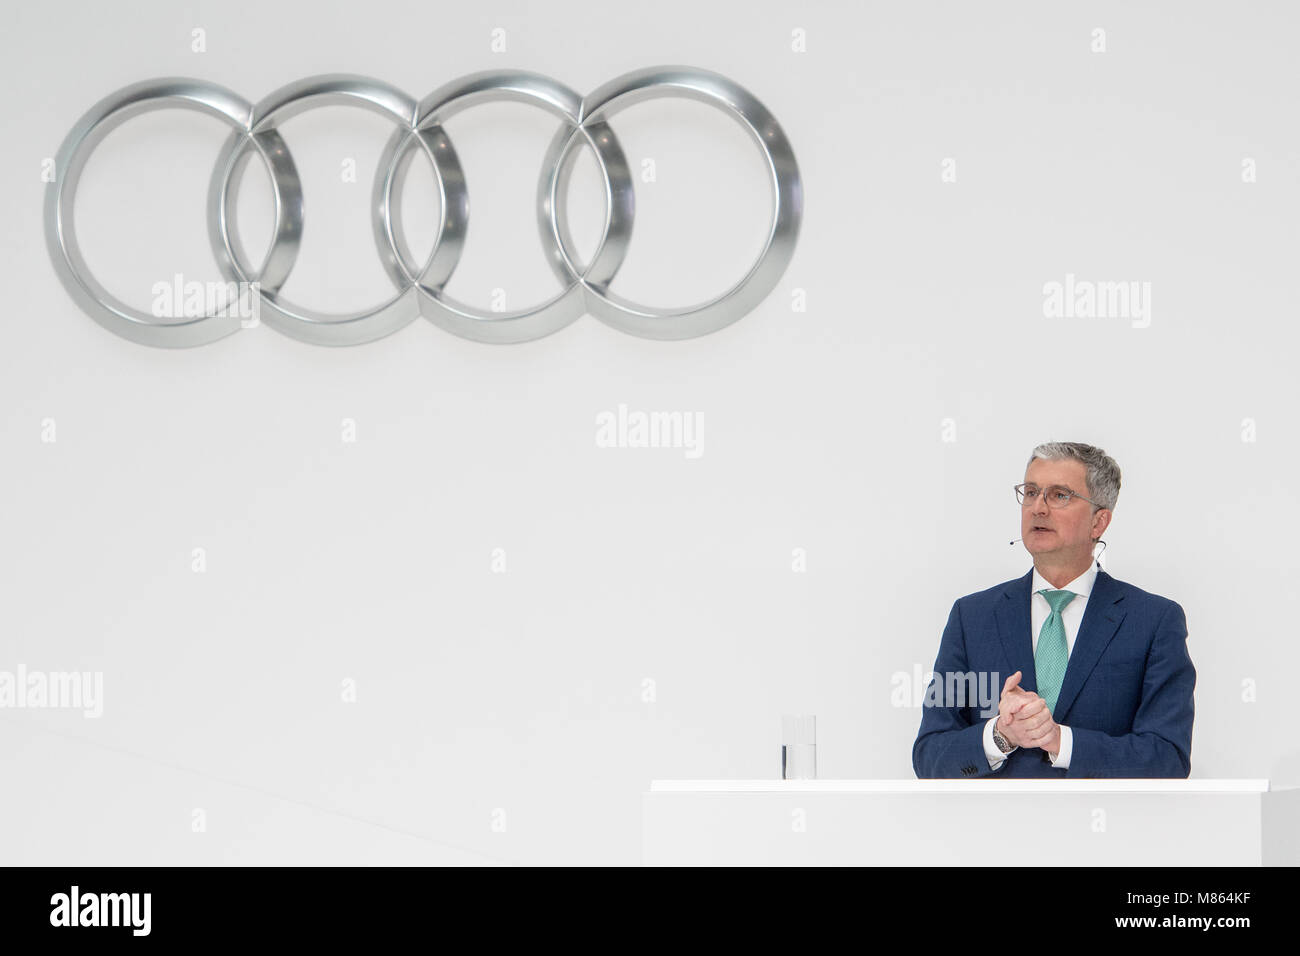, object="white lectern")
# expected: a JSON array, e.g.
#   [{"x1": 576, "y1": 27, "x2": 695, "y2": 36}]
[{"x1": 643, "y1": 780, "x2": 1299, "y2": 866}]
